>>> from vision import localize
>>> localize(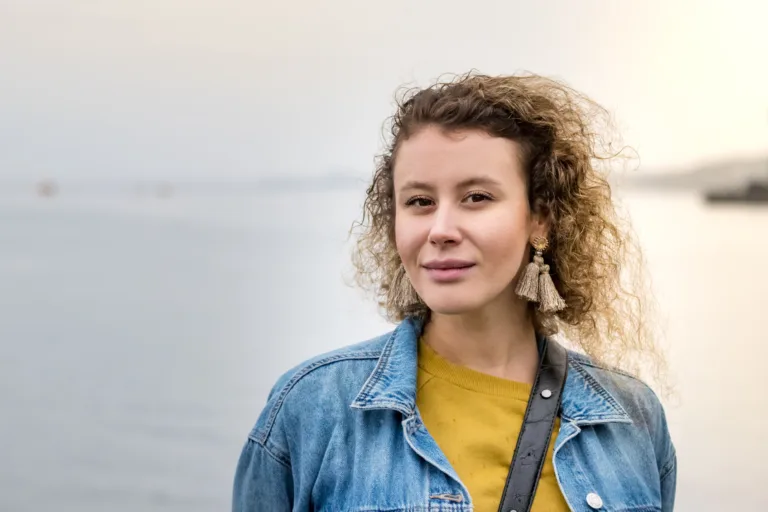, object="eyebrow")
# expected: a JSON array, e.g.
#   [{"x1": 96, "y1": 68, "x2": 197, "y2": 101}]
[{"x1": 398, "y1": 175, "x2": 503, "y2": 193}]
